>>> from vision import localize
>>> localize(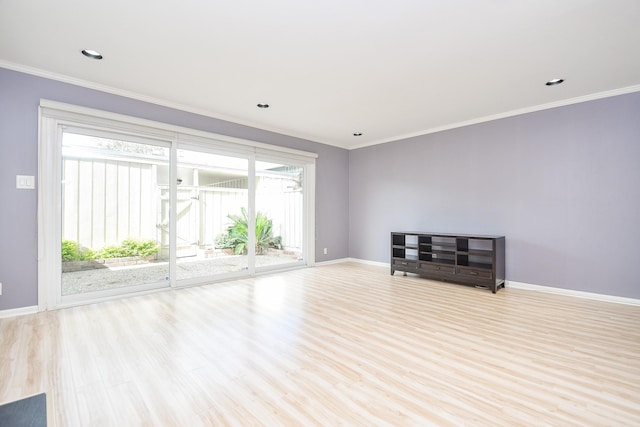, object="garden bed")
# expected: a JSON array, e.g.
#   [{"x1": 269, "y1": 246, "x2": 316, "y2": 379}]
[{"x1": 62, "y1": 255, "x2": 156, "y2": 272}]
